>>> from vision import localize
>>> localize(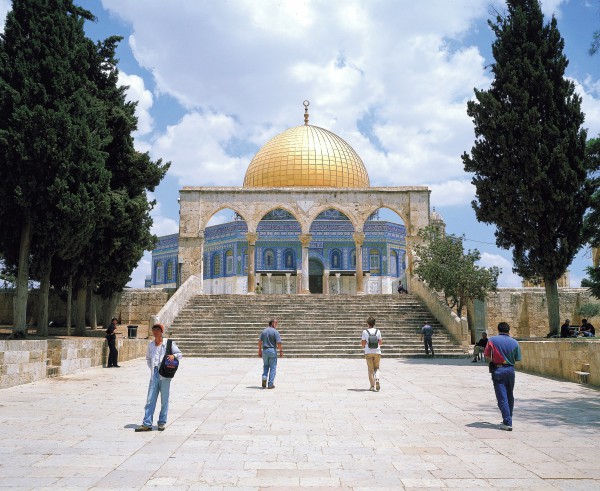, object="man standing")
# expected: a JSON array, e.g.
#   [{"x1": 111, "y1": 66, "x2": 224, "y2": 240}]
[
  {"x1": 420, "y1": 322, "x2": 434, "y2": 356},
  {"x1": 472, "y1": 332, "x2": 488, "y2": 362},
  {"x1": 361, "y1": 317, "x2": 382, "y2": 391},
  {"x1": 258, "y1": 318, "x2": 283, "y2": 389},
  {"x1": 135, "y1": 323, "x2": 183, "y2": 432},
  {"x1": 105, "y1": 317, "x2": 120, "y2": 368},
  {"x1": 484, "y1": 322, "x2": 522, "y2": 431}
]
